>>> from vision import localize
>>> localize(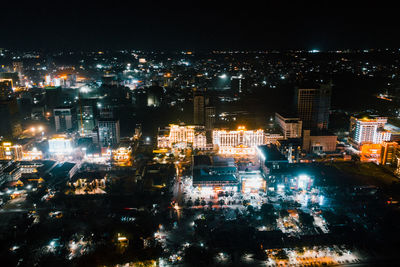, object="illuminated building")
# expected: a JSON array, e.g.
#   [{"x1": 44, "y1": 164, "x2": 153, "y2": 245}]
[
  {"x1": 22, "y1": 147, "x2": 43, "y2": 160},
  {"x1": 98, "y1": 119, "x2": 120, "y2": 148},
  {"x1": 54, "y1": 107, "x2": 76, "y2": 132},
  {"x1": 134, "y1": 124, "x2": 142, "y2": 140},
  {"x1": 275, "y1": 112, "x2": 302, "y2": 139},
  {"x1": 48, "y1": 135, "x2": 73, "y2": 154},
  {"x1": 295, "y1": 83, "x2": 331, "y2": 130},
  {"x1": 349, "y1": 116, "x2": 390, "y2": 148},
  {"x1": 0, "y1": 142, "x2": 22, "y2": 160},
  {"x1": 240, "y1": 171, "x2": 266, "y2": 193},
  {"x1": 193, "y1": 88, "x2": 205, "y2": 125},
  {"x1": 157, "y1": 124, "x2": 207, "y2": 150},
  {"x1": 0, "y1": 73, "x2": 18, "y2": 88},
  {"x1": 112, "y1": 146, "x2": 131, "y2": 166},
  {"x1": 67, "y1": 171, "x2": 107, "y2": 195},
  {"x1": 360, "y1": 143, "x2": 381, "y2": 162},
  {"x1": 380, "y1": 141, "x2": 398, "y2": 165},
  {"x1": 265, "y1": 133, "x2": 284, "y2": 144},
  {"x1": 212, "y1": 126, "x2": 264, "y2": 155},
  {"x1": 302, "y1": 130, "x2": 337, "y2": 153}
]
